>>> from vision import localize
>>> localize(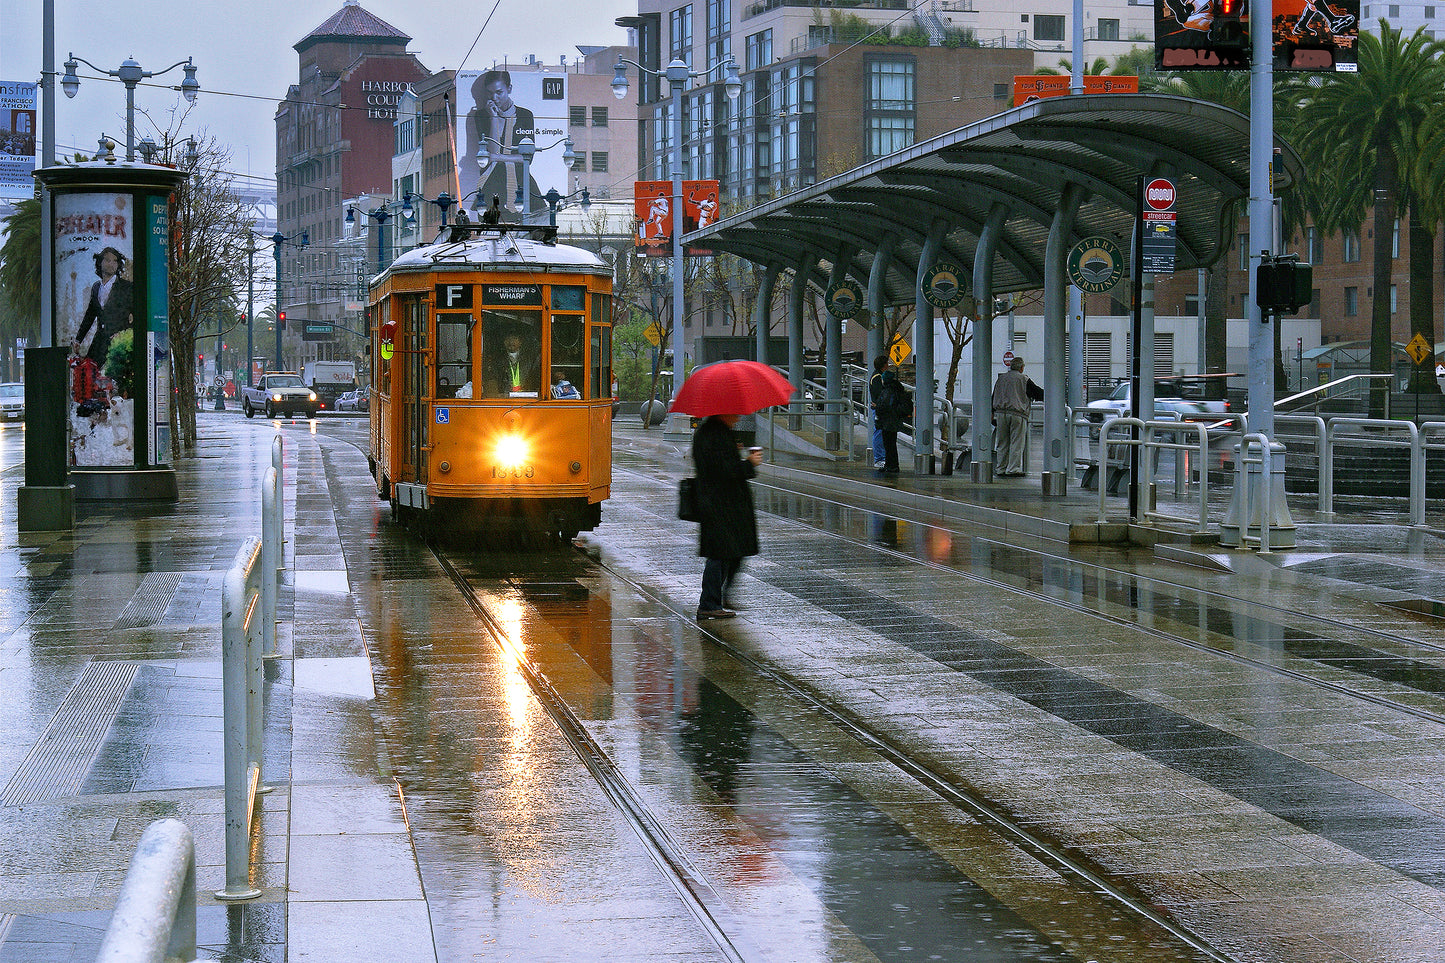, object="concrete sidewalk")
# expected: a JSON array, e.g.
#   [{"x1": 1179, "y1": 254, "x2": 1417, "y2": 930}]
[{"x1": 0, "y1": 419, "x2": 429, "y2": 963}]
